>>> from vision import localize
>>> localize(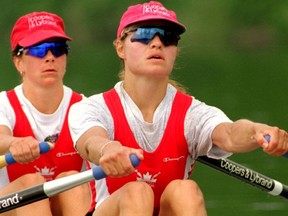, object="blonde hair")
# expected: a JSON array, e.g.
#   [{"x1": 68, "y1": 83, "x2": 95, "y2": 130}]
[{"x1": 114, "y1": 26, "x2": 187, "y2": 94}]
